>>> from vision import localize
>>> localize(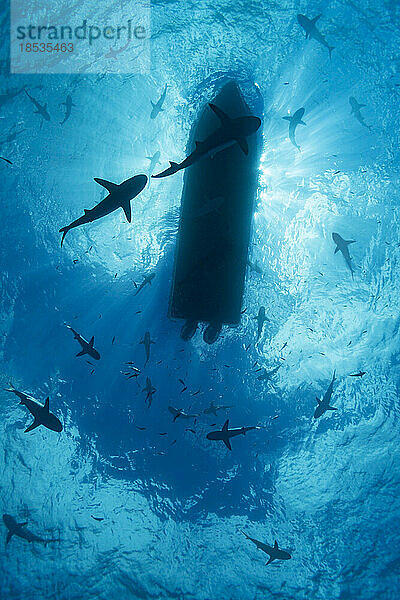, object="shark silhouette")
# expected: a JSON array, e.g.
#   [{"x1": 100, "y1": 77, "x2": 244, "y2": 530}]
[
  {"x1": 242, "y1": 531, "x2": 292, "y2": 565},
  {"x1": 332, "y1": 232, "x2": 356, "y2": 277},
  {"x1": 297, "y1": 14, "x2": 335, "y2": 58},
  {"x1": 314, "y1": 371, "x2": 337, "y2": 419},
  {"x1": 254, "y1": 306, "x2": 269, "y2": 341},
  {"x1": 66, "y1": 324, "x2": 100, "y2": 360},
  {"x1": 282, "y1": 108, "x2": 306, "y2": 151},
  {"x1": 153, "y1": 103, "x2": 261, "y2": 178},
  {"x1": 140, "y1": 331, "x2": 155, "y2": 366},
  {"x1": 206, "y1": 419, "x2": 260, "y2": 450},
  {"x1": 6, "y1": 384, "x2": 63, "y2": 433},
  {"x1": 203, "y1": 401, "x2": 233, "y2": 416},
  {"x1": 3, "y1": 514, "x2": 57, "y2": 545},
  {"x1": 59, "y1": 174, "x2": 147, "y2": 246},
  {"x1": 25, "y1": 89, "x2": 50, "y2": 121},
  {"x1": 349, "y1": 97, "x2": 371, "y2": 131},
  {"x1": 60, "y1": 94, "x2": 75, "y2": 125},
  {"x1": 151, "y1": 84, "x2": 167, "y2": 119}
]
